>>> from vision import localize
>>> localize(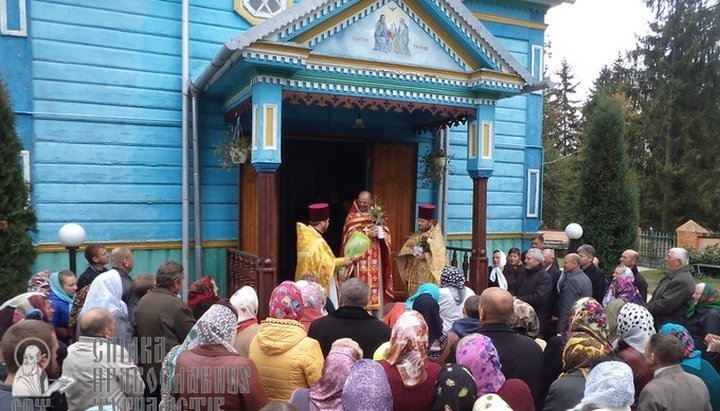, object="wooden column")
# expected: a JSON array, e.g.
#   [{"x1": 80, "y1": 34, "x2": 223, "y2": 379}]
[
  {"x1": 256, "y1": 170, "x2": 279, "y2": 264},
  {"x1": 470, "y1": 175, "x2": 489, "y2": 293}
]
